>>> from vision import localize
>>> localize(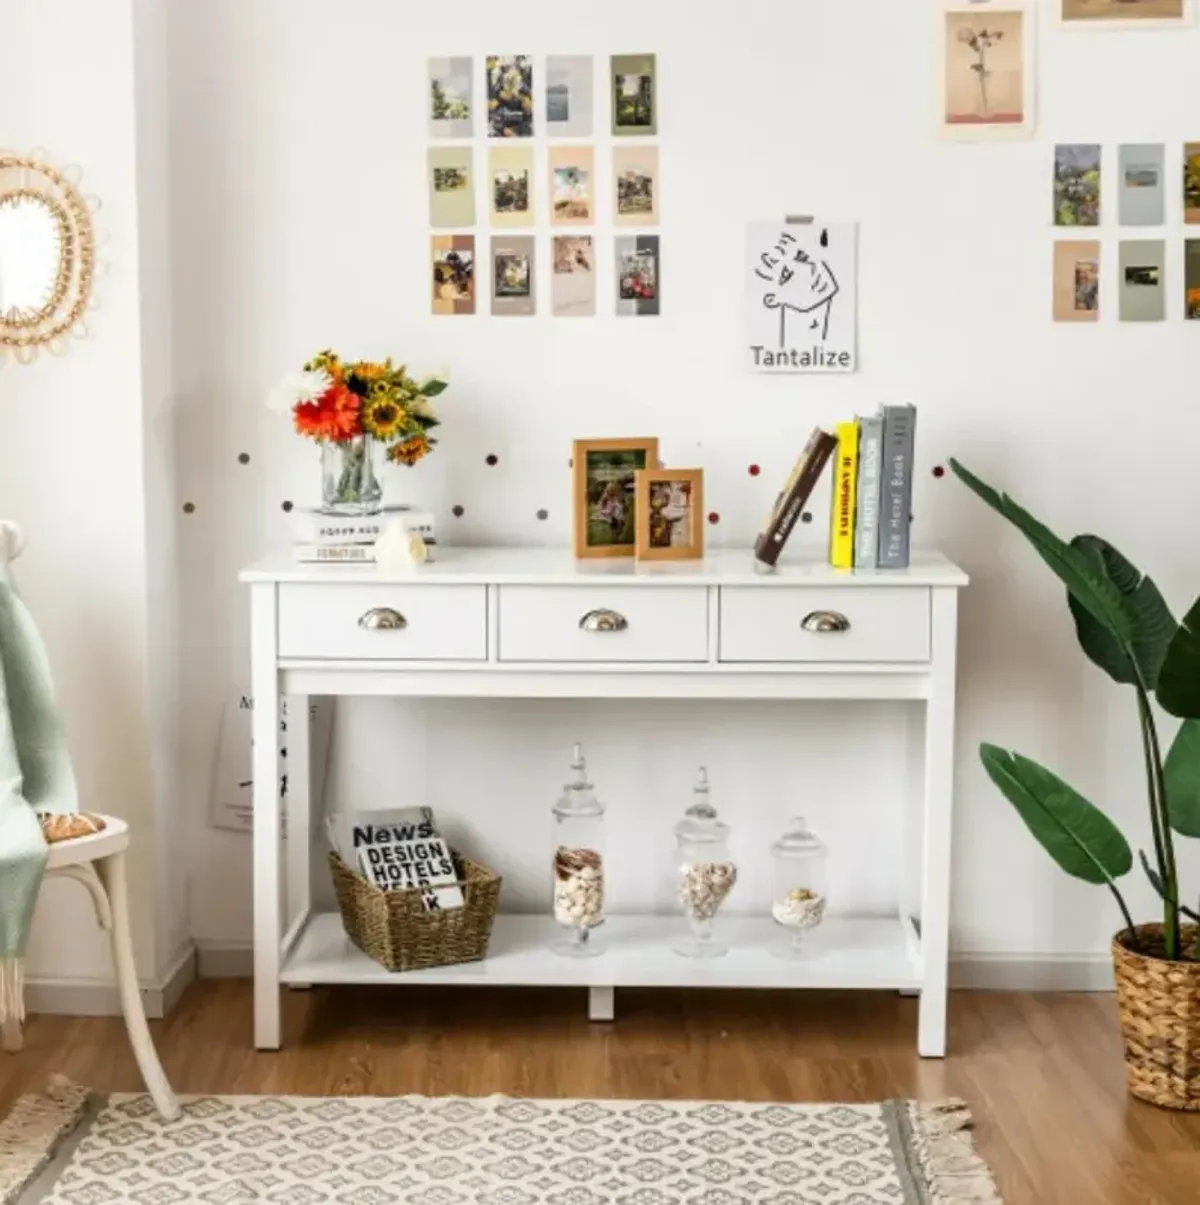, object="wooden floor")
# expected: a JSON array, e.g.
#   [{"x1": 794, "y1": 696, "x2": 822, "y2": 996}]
[{"x1": 3, "y1": 982, "x2": 1199, "y2": 1204}]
